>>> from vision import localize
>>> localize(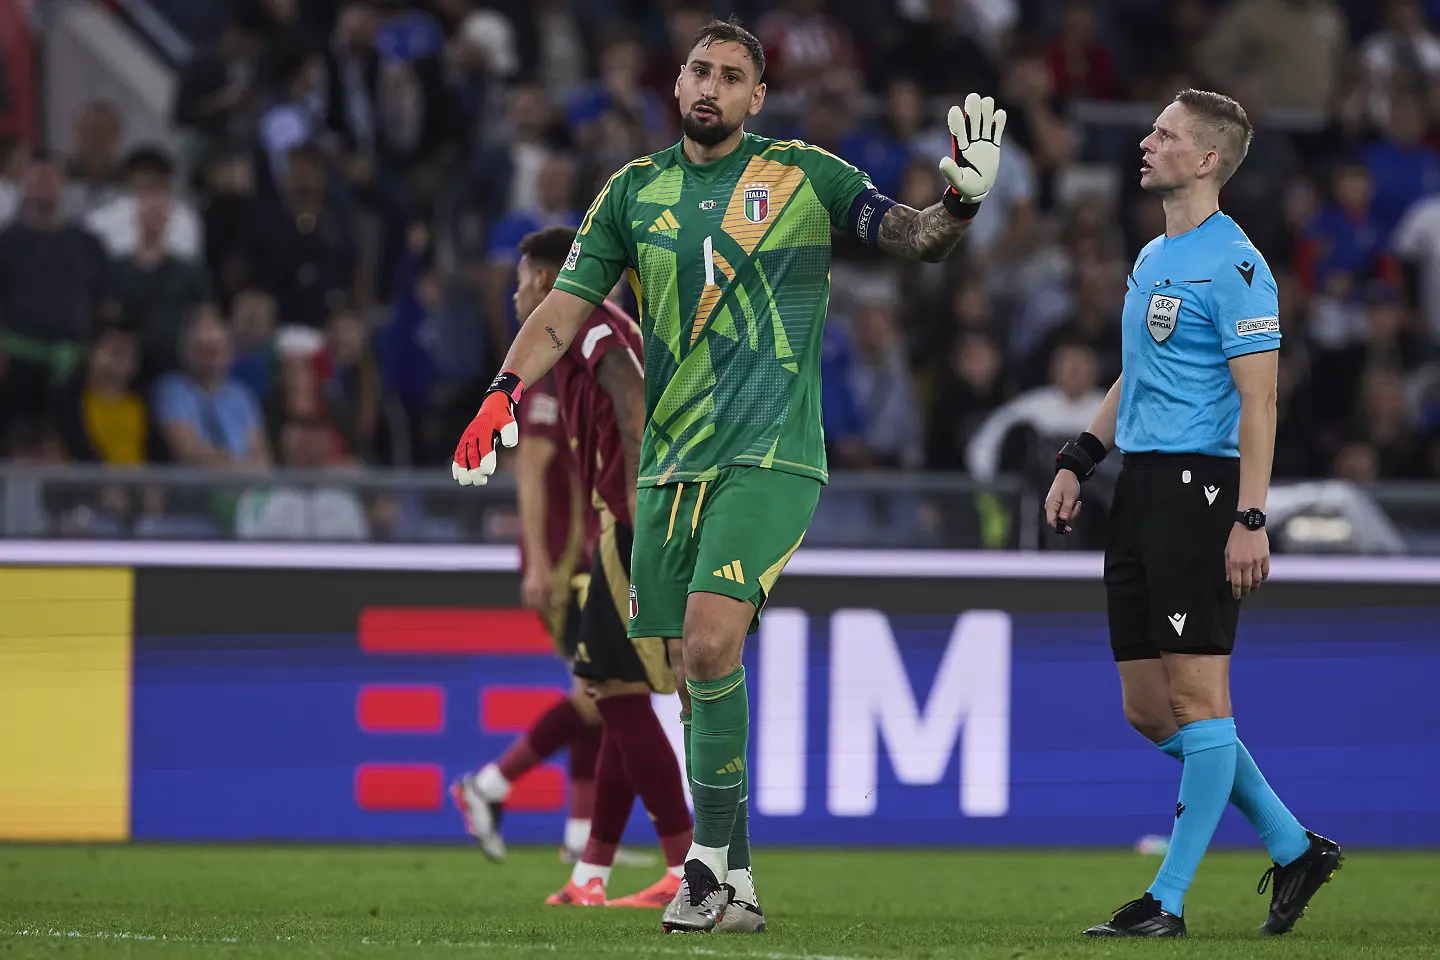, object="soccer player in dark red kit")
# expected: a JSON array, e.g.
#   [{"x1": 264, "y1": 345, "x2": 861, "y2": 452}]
[
  {"x1": 452, "y1": 373, "x2": 604, "y2": 864},
  {"x1": 506, "y1": 224, "x2": 693, "y2": 908}
]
